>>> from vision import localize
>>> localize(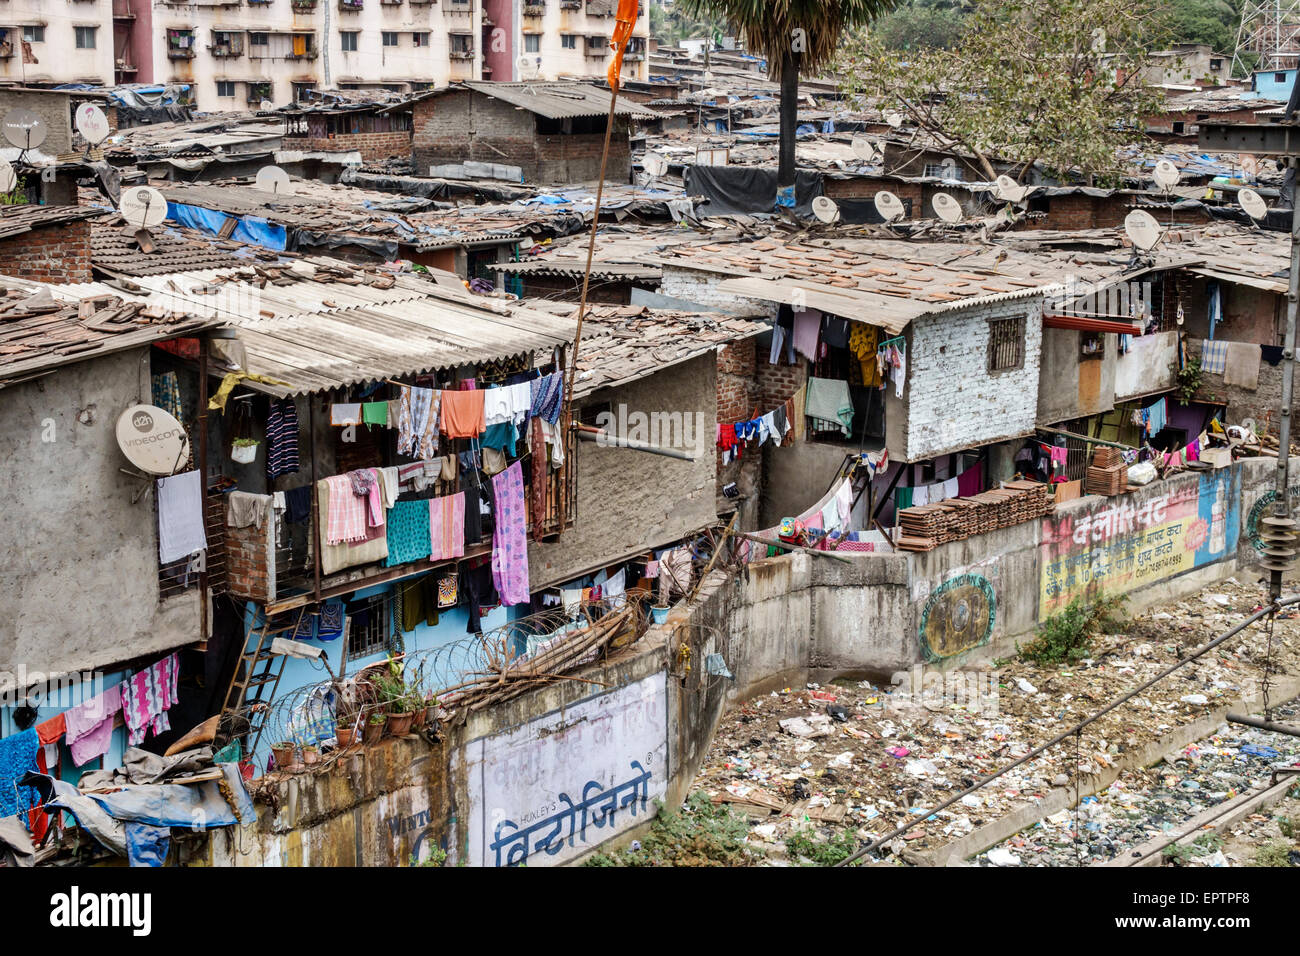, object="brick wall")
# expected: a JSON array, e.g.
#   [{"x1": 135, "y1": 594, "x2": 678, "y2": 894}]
[
  {"x1": 0, "y1": 219, "x2": 92, "y2": 283},
  {"x1": 754, "y1": 349, "x2": 806, "y2": 414},
  {"x1": 659, "y1": 264, "x2": 775, "y2": 315},
  {"x1": 824, "y1": 175, "x2": 923, "y2": 211},
  {"x1": 224, "y1": 516, "x2": 276, "y2": 603},
  {"x1": 1029, "y1": 195, "x2": 1212, "y2": 231},
  {"x1": 282, "y1": 130, "x2": 411, "y2": 162},
  {"x1": 412, "y1": 91, "x2": 631, "y2": 183}
]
